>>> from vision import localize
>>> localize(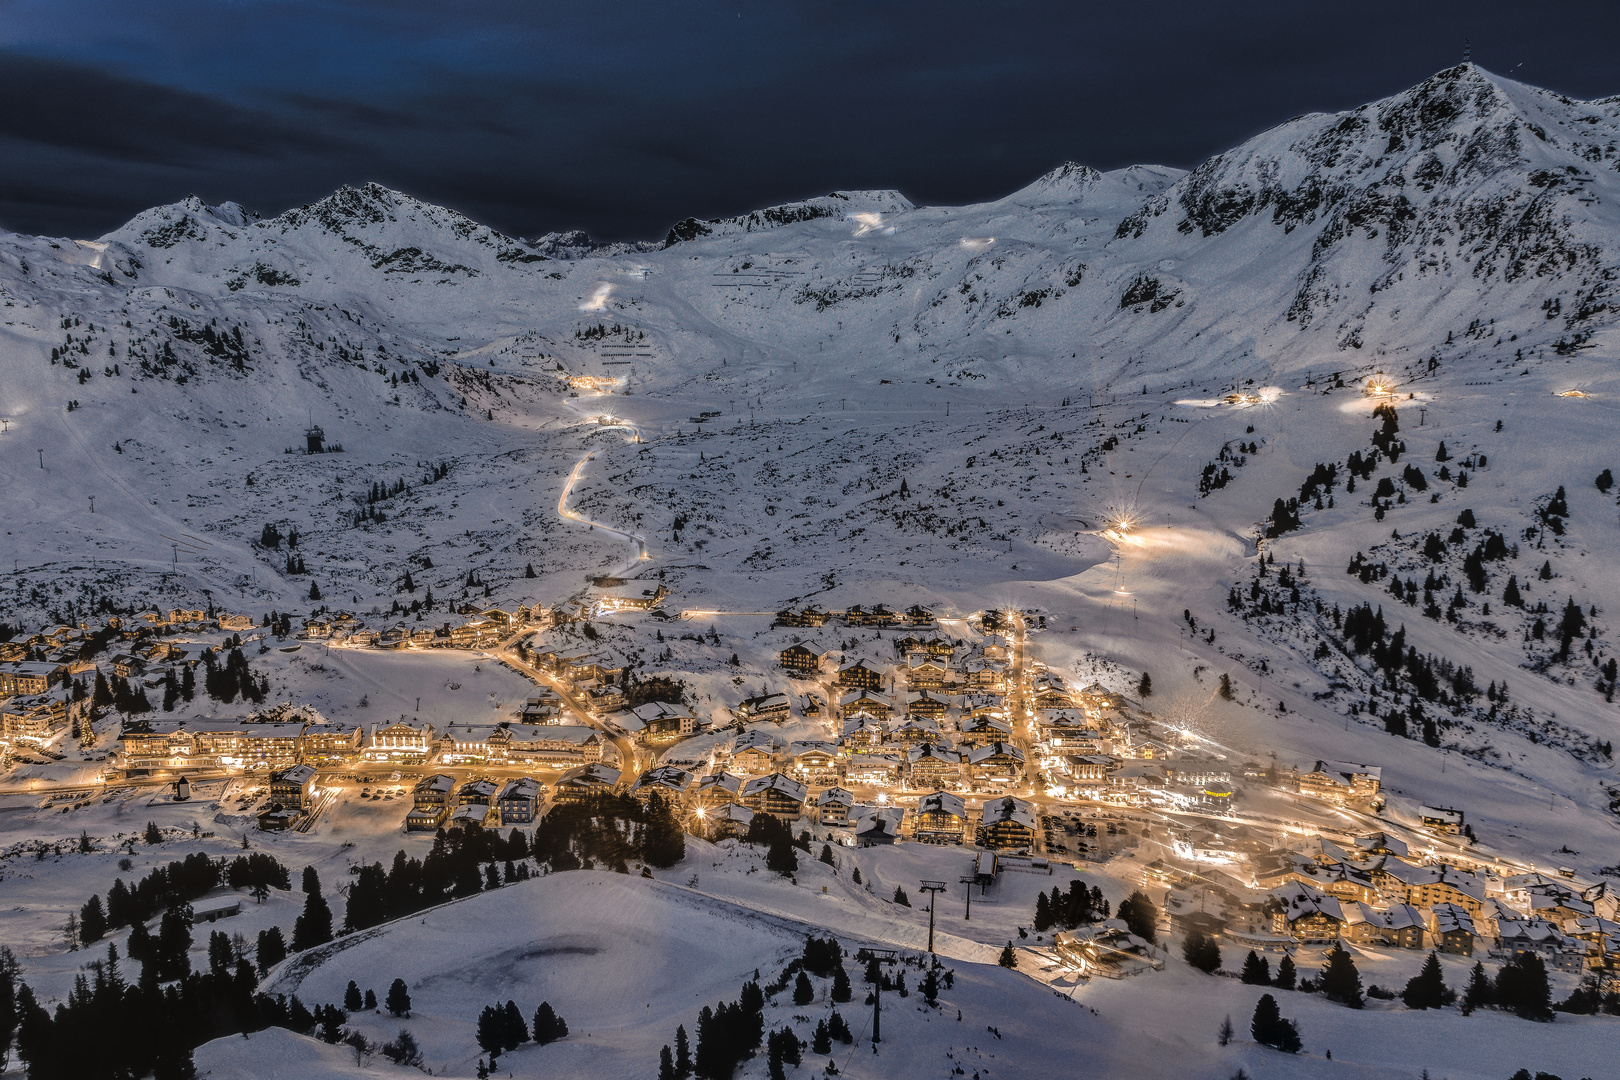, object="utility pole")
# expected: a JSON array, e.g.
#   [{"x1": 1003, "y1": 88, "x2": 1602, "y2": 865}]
[
  {"x1": 919, "y1": 880, "x2": 946, "y2": 953},
  {"x1": 88, "y1": 496, "x2": 95, "y2": 514}
]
